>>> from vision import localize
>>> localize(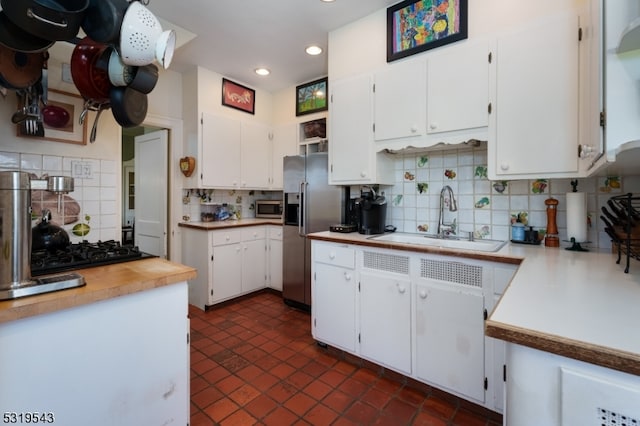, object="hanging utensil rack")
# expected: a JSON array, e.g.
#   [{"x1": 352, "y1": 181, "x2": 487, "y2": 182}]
[{"x1": 602, "y1": 193, "x2": 640, "y2": 273}]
